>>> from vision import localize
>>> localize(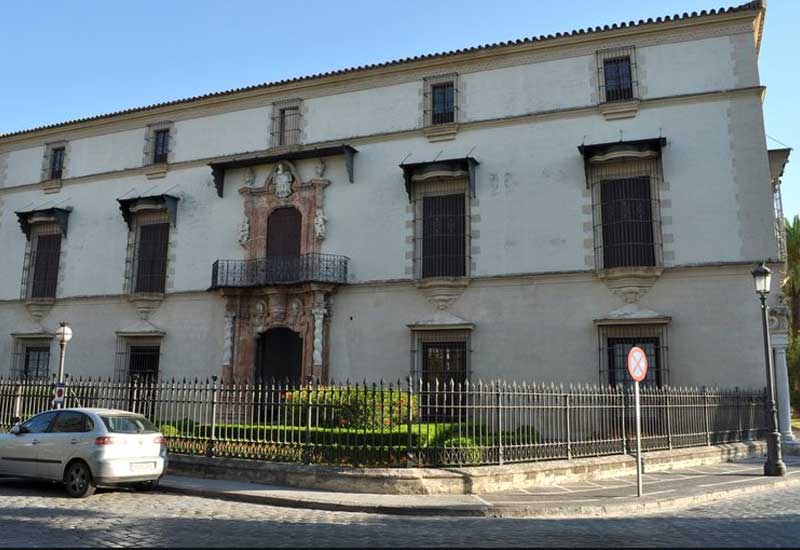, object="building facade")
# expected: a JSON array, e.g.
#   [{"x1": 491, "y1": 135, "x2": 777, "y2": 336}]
[{"x1": 0, "y1": 2, "x2": 794, "y2": 432}]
